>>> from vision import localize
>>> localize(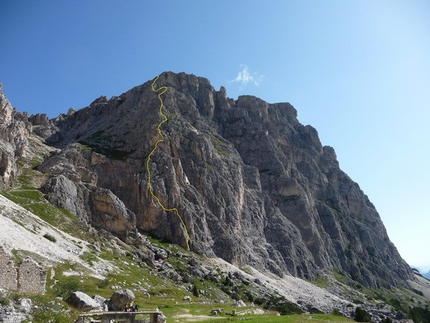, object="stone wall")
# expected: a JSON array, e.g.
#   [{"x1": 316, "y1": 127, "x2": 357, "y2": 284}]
[
  {"x1": 18, "y1": 257, "x2": 46, "y2": 293},
  {"x1": 0, "y1": 246, "x2": 46, "y2": 293},
  {"x1": 0, "y1": 246, "x2": 18, "y2": 290}
]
